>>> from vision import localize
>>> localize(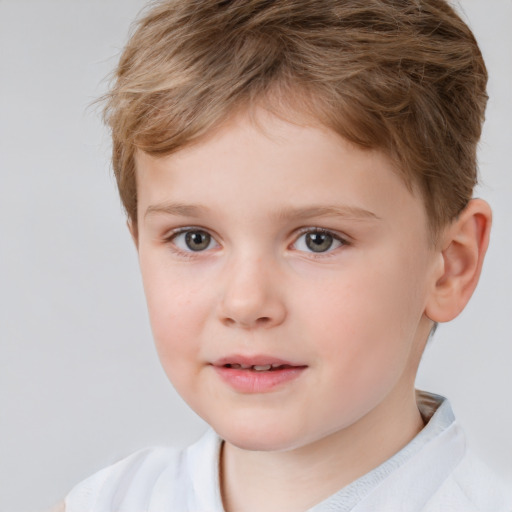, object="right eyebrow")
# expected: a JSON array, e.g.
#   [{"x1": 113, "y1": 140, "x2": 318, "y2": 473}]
[{"x1": 144, "y1": 202, "x2": 211, "y2": 220}]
